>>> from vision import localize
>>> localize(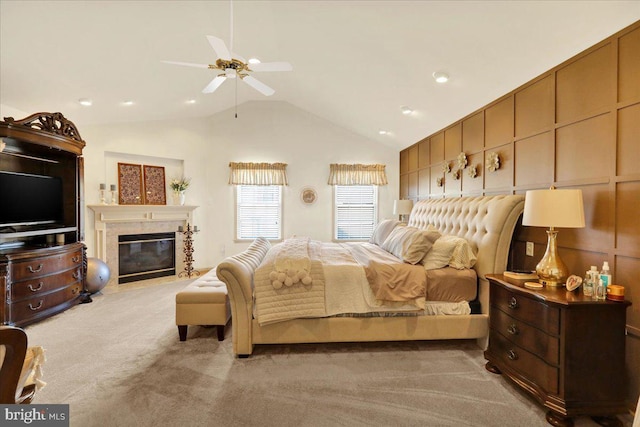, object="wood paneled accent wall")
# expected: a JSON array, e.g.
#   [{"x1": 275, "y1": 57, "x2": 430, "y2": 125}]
[{"x1": 399, "y1": 20, "x2": 640, "y2": 408}]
